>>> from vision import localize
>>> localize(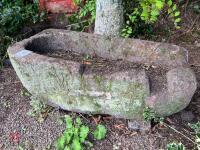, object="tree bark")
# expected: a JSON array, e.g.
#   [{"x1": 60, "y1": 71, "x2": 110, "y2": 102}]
[{"x1": 94, "y1": 0, "x2": 124, "y2": 36}]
